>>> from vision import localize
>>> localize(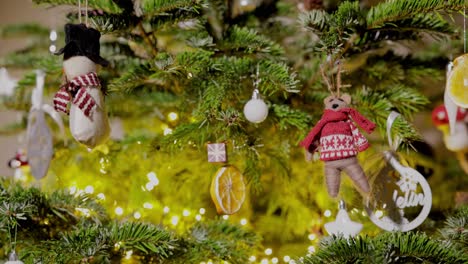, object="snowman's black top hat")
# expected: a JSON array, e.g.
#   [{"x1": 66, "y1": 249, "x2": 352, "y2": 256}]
[{"x1": 55, "y1": 23, "x2": 109, "y2": 67}]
